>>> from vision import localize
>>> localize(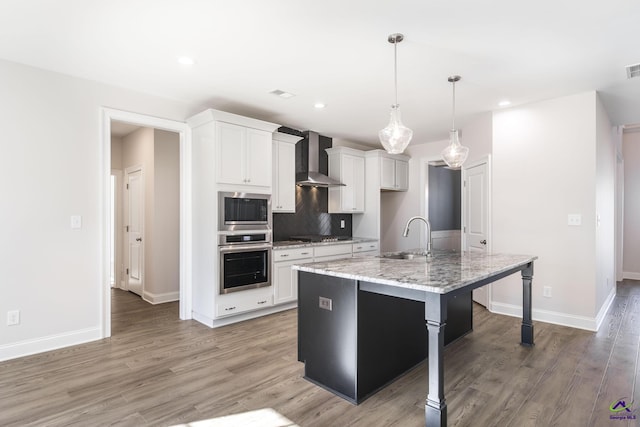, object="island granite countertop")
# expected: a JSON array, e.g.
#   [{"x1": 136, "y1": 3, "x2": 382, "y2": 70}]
[{"x1": 292, "y1": 250, "x2": 537, "y2": 294}]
